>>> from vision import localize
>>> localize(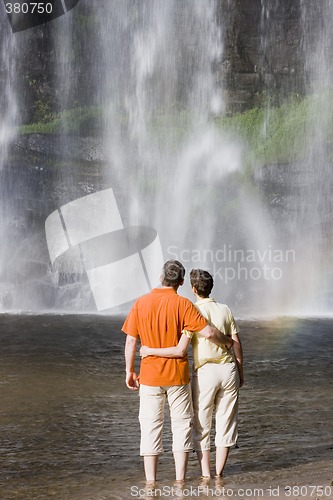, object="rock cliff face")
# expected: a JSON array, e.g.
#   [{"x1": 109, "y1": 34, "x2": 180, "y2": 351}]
[
  {"x1": 218, "y1": 0, "x2": 307, "y2": 113},
  {"x1": 7, "y1": 0, "x2": 325, "y2": 123}
]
